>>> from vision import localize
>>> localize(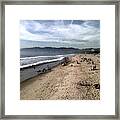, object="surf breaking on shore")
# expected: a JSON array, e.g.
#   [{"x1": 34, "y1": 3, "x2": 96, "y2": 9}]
[
  {"x1": 20, "y1": 54, "x2": 74, "y2": 82},
  {"x1": 20, "y1": 54, "x2": 100, "y2": 100}
]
